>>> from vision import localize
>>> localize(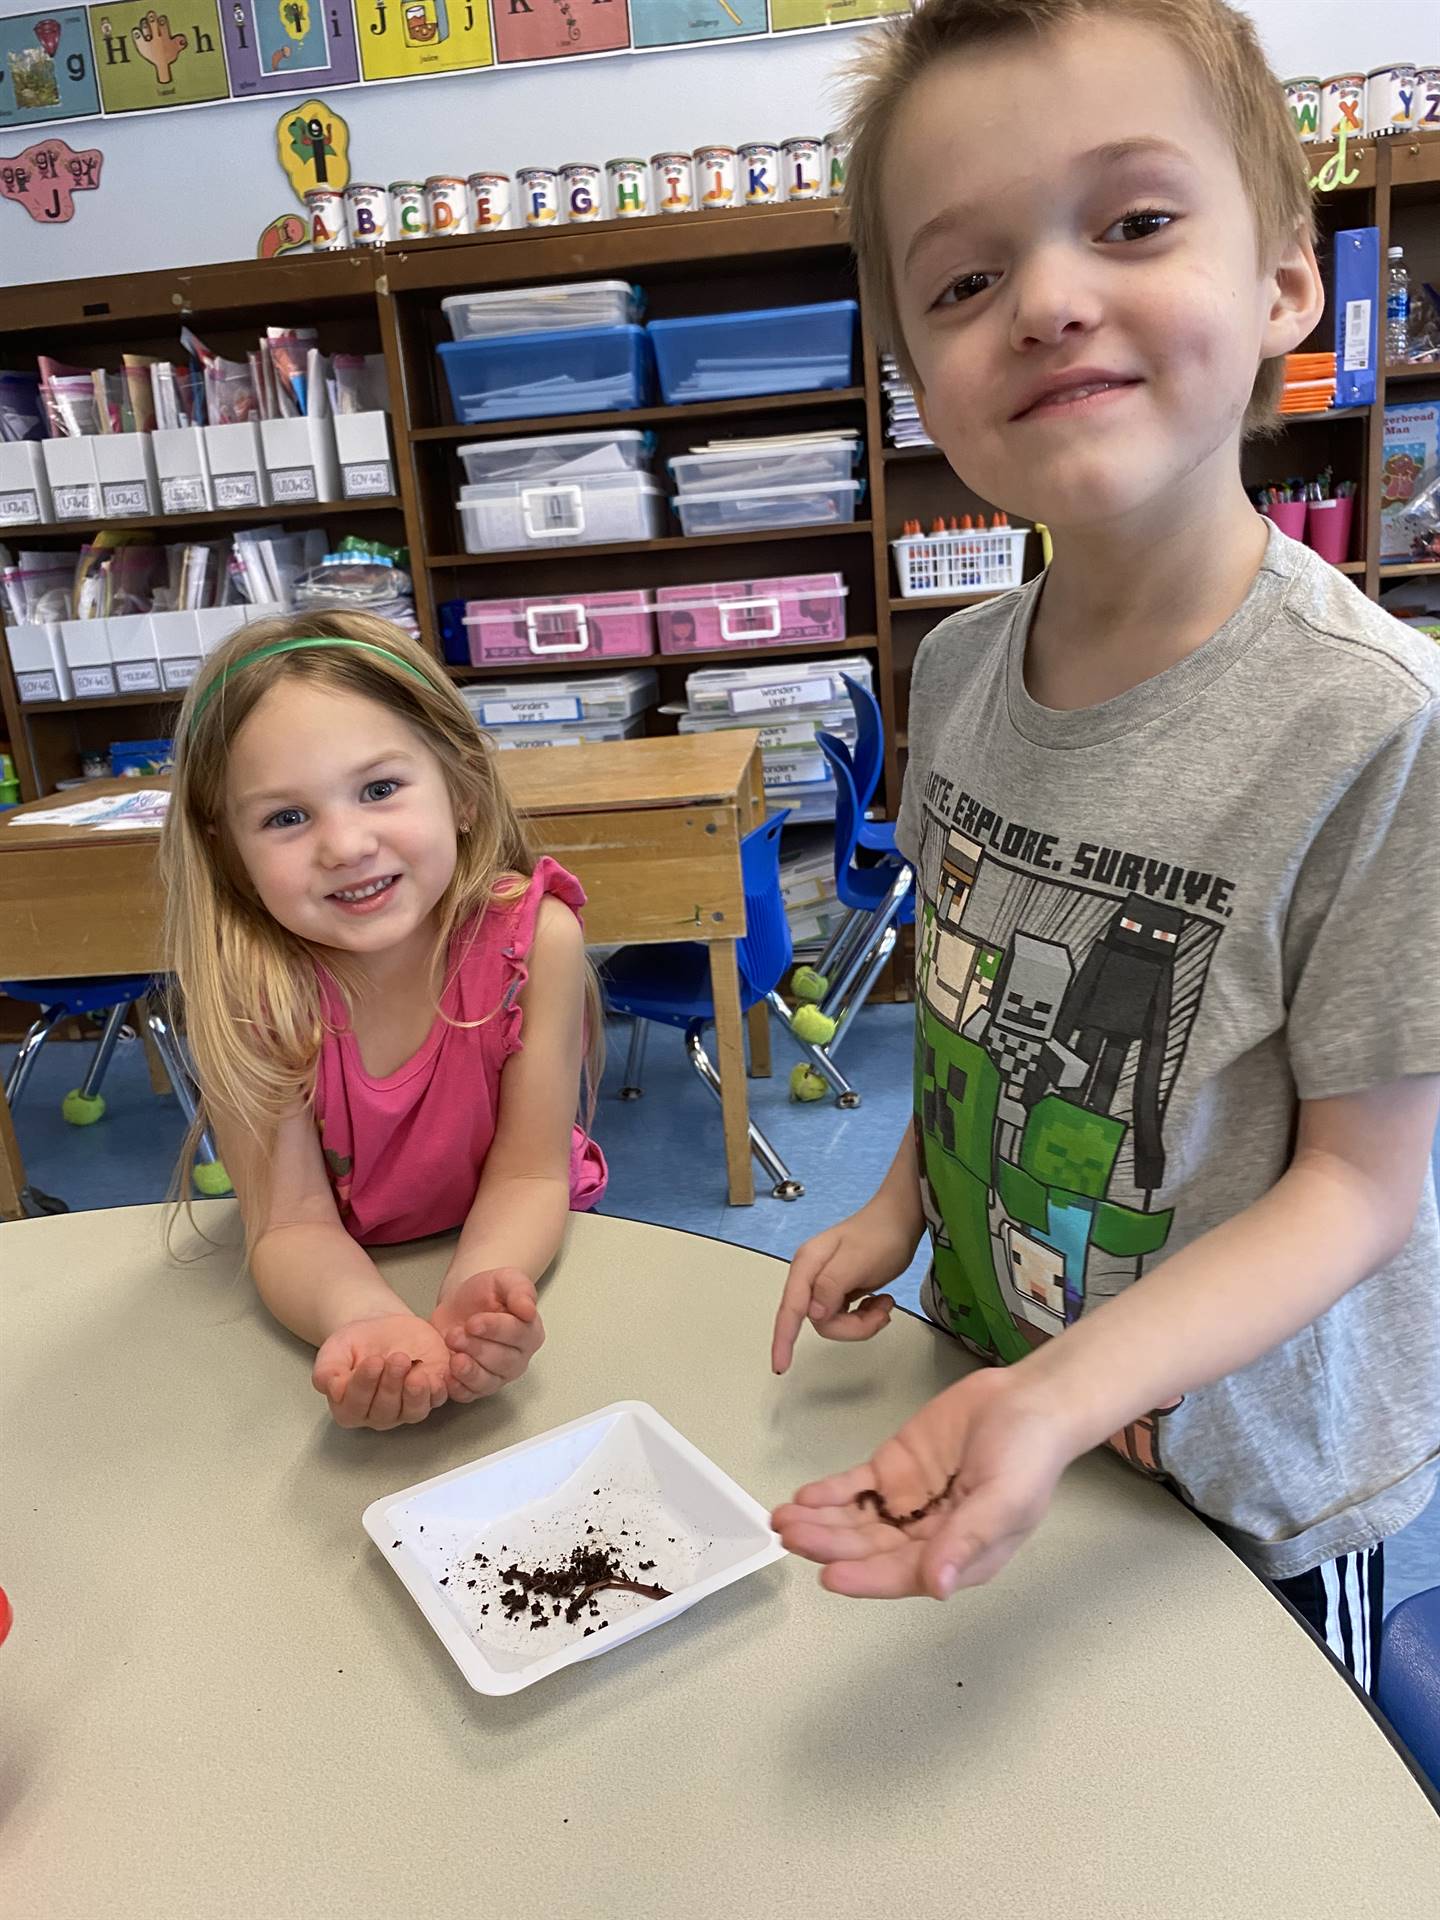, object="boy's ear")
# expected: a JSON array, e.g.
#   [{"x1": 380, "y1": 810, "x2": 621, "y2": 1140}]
[{"x1": 1261, "y1": 229, "x2": 1325, "y2": 363}]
